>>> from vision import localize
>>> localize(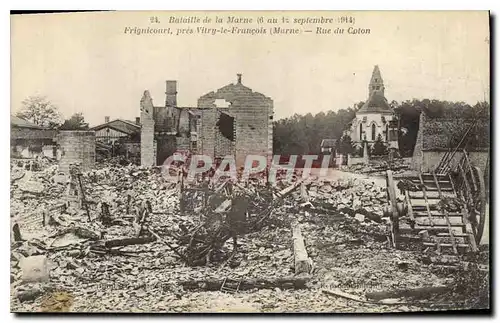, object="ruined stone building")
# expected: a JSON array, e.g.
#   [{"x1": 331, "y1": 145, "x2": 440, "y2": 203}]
[
  {"x1": 11, "y1": 115, "x2": 96, "y2": 174},
  {"x1": 10, "y1": 115, "x2": 58, "y2": 159},
  {"x1": 348, "y1": 65, "x2": 399, "y2": 150},
  {"x1": 140, "y1": 74, "x2": 274, "y2": 167}
]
